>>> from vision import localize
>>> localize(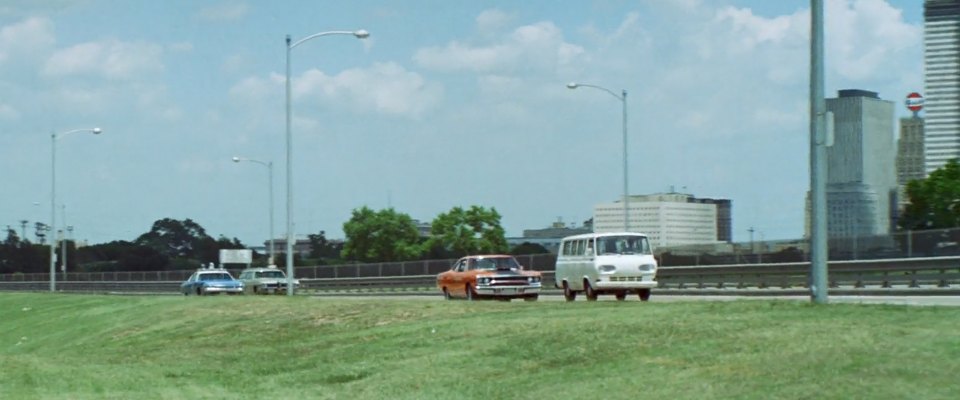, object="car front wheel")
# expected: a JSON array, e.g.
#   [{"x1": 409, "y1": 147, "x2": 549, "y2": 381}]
[{"x1": 465, "y1": 284, "x2": 476, "y2": 301}]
